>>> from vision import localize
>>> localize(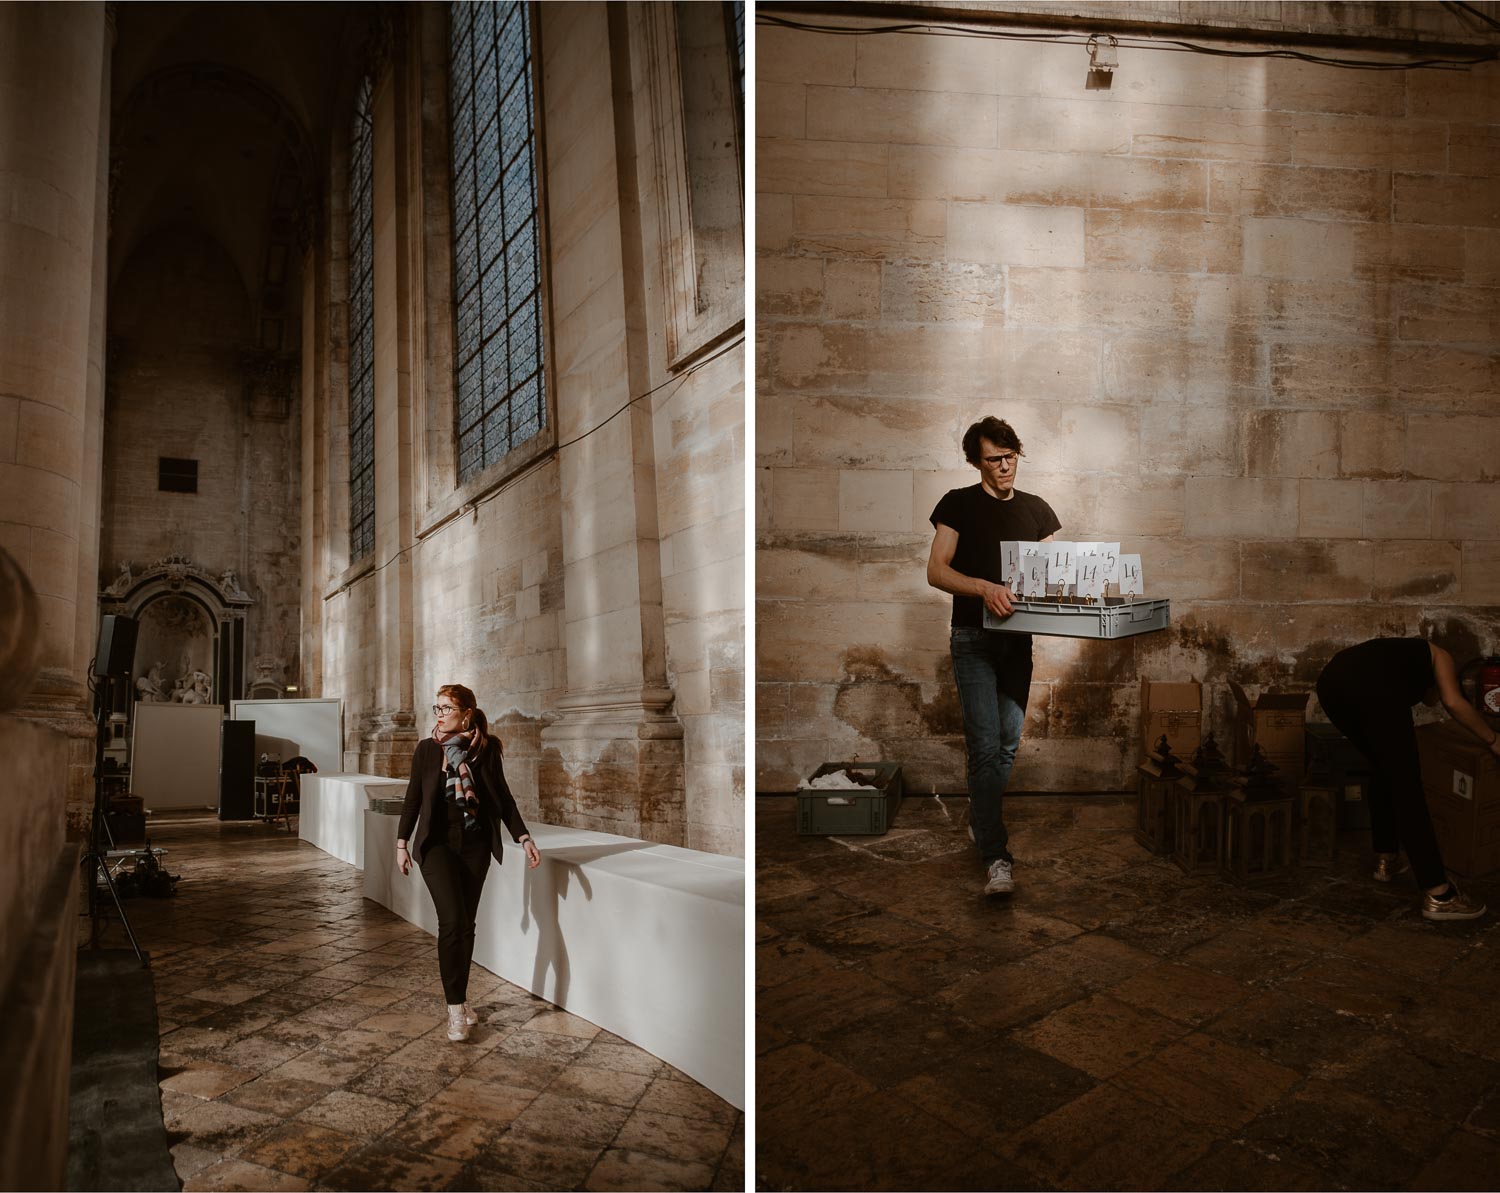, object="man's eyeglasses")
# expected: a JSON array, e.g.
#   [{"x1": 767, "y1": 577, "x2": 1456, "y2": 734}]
[
  {"x1": 984, "y1": 453, "x2": 1018, "y2": 469},
  {"x1": 433, "y1": 704, "x2": 460, "y2": 716}
]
